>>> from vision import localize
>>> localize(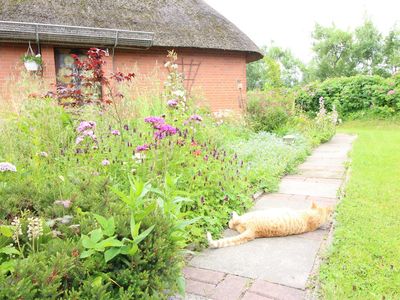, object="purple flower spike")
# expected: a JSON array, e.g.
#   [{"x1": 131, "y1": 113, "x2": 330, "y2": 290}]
[
  {"x1": 135, "y1": 144, "x2": 150, "y2": 152},
  {"x1": 111, "y1": 129, "x2": 121, "y2": 136},
  {"x1": 0, "y1": 162, "x2": 16, "y2": 172}
]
